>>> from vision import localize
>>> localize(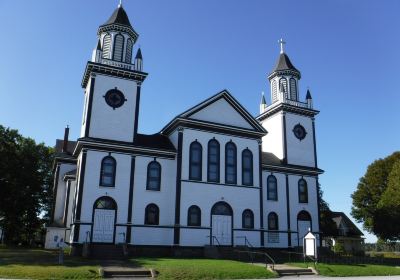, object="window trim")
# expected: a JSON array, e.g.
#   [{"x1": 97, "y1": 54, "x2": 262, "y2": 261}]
[
  {"x1": 146, "y1": 160, "x2": 161, "y2": 191},
  {"x1": 112, "y1": 33, "x2": 125, "y2": 62},
  {"x1": 207, "y1": 139, "x2": 220, "y2": 183},
  {"x1": 99, "y1": 156, "x2": 116, "y2": 187},
  {"x1": 225, "y1": 141, "x2": 237, "y2": 184},
  {"x1": 189, "y1": 141, "x2": 203, "y2": 181},
  {"x1": 187, "y1": 205, "x2": 201, "y2": 226},
  {"x1": 268, "y1": 212, "x2": 279, "y2": 230},
  {"x1": 267, "y1": 175, "x2": 278, "y2": 201},
  {"x1": 298, "y1": 178, "x2": 308, "y2": 203},
  {"x1": 242, "y1": 149, "x2": 253, "y2": 186},
  {"x1": 102, "y1": 33, "x2": 111, "y2": 59},
  {"x1": 144, "y1": 203, "x2": 159, "y2": 225},
  {"x1": 242, "y1": 209, "x2": 254, "y2": 229}
]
